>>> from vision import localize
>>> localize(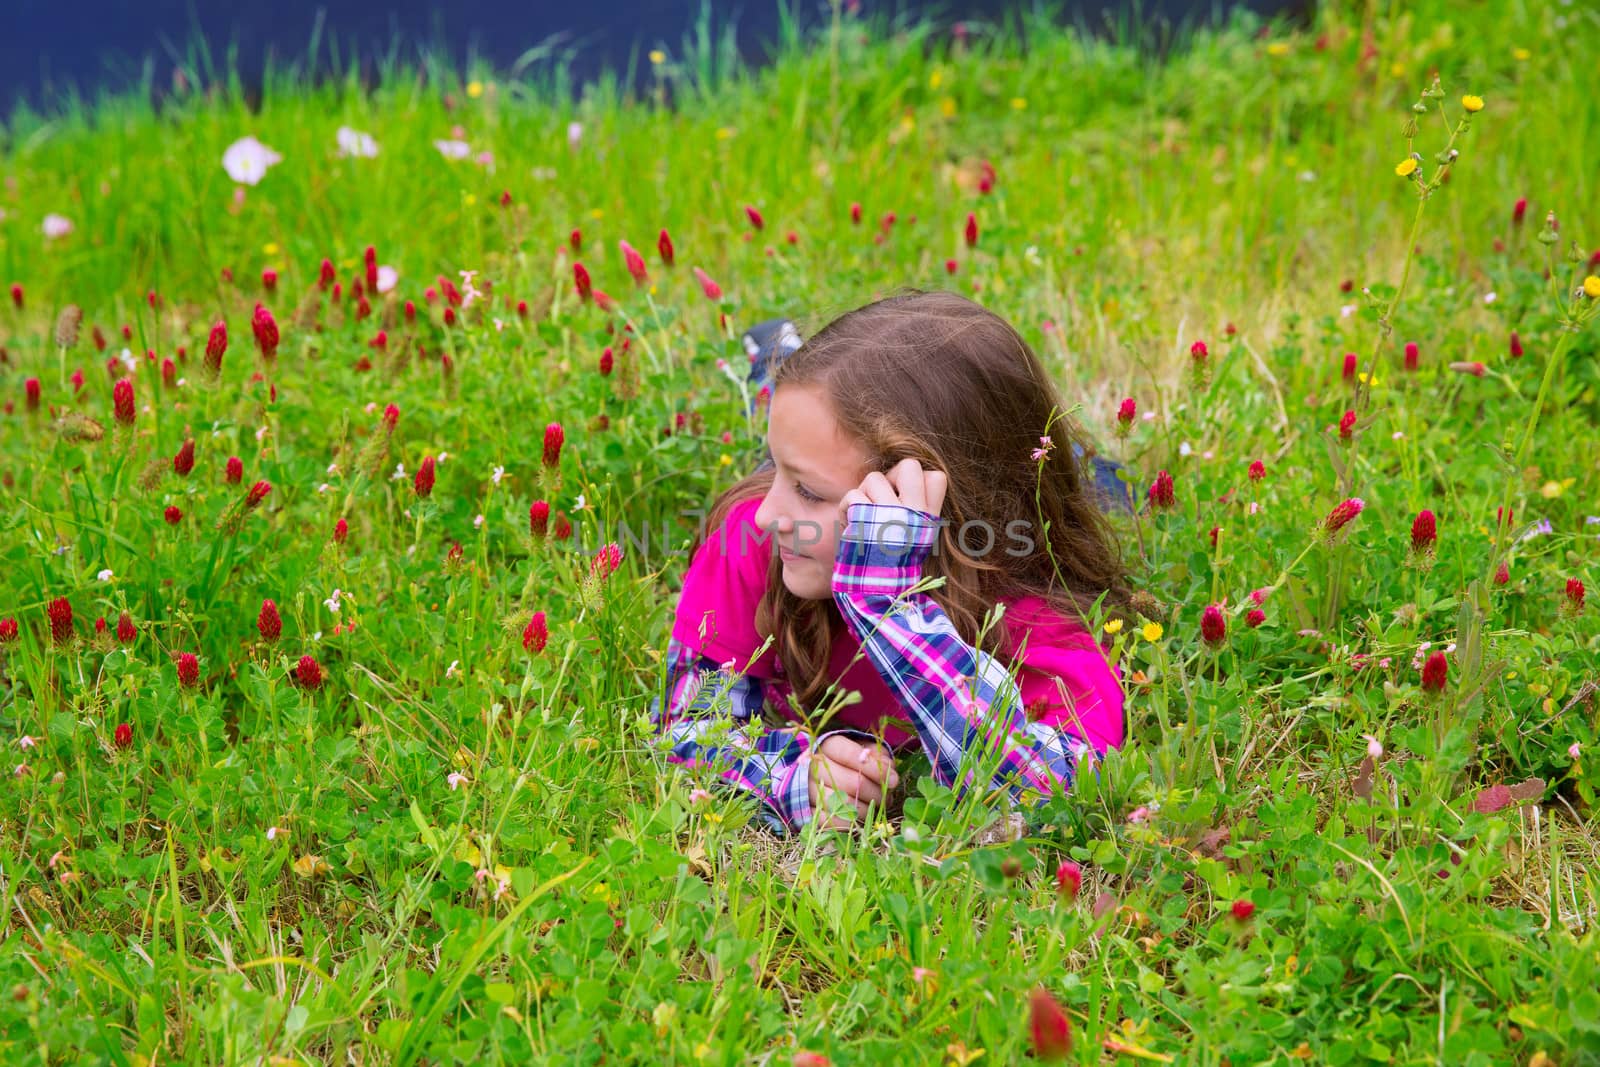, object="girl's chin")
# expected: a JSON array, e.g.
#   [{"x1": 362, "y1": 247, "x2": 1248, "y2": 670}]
[{"x1": 780, "y1": 563, "x2": 829, "y2": 600}]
